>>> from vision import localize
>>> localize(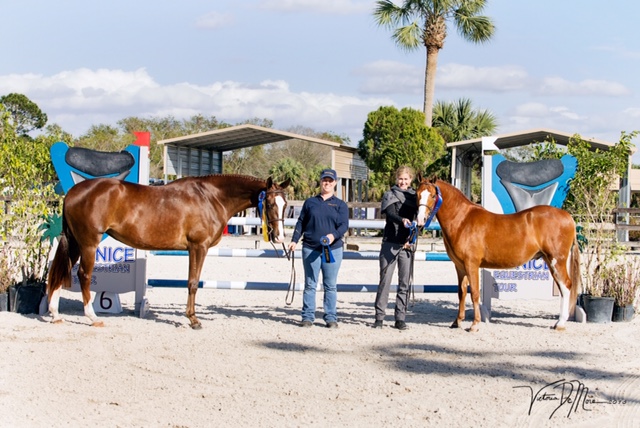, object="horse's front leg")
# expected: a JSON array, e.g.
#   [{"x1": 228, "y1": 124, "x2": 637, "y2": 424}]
[
  {"x1": 78, "y1": 249, "x2": 103, "y2": 327},
  {"x1": 451, "y1": 269, "x2": 467, "y2": 329},
  {"x1": 467, "y1": 267, "x2": 482, "y2": 332},
  {"x1": 186, "y1": 245, "x2": 207, "y2": 329}
]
